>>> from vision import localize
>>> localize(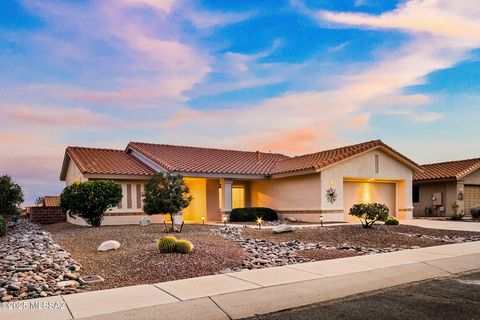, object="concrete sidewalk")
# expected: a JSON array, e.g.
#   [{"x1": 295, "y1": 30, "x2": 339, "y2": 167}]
[
  {"x1": 402, "y1": 219, "x2": 480, "y2": 232},
  {"x1": 2, "y1": 241, "x2": 480, "y2": 320}
]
